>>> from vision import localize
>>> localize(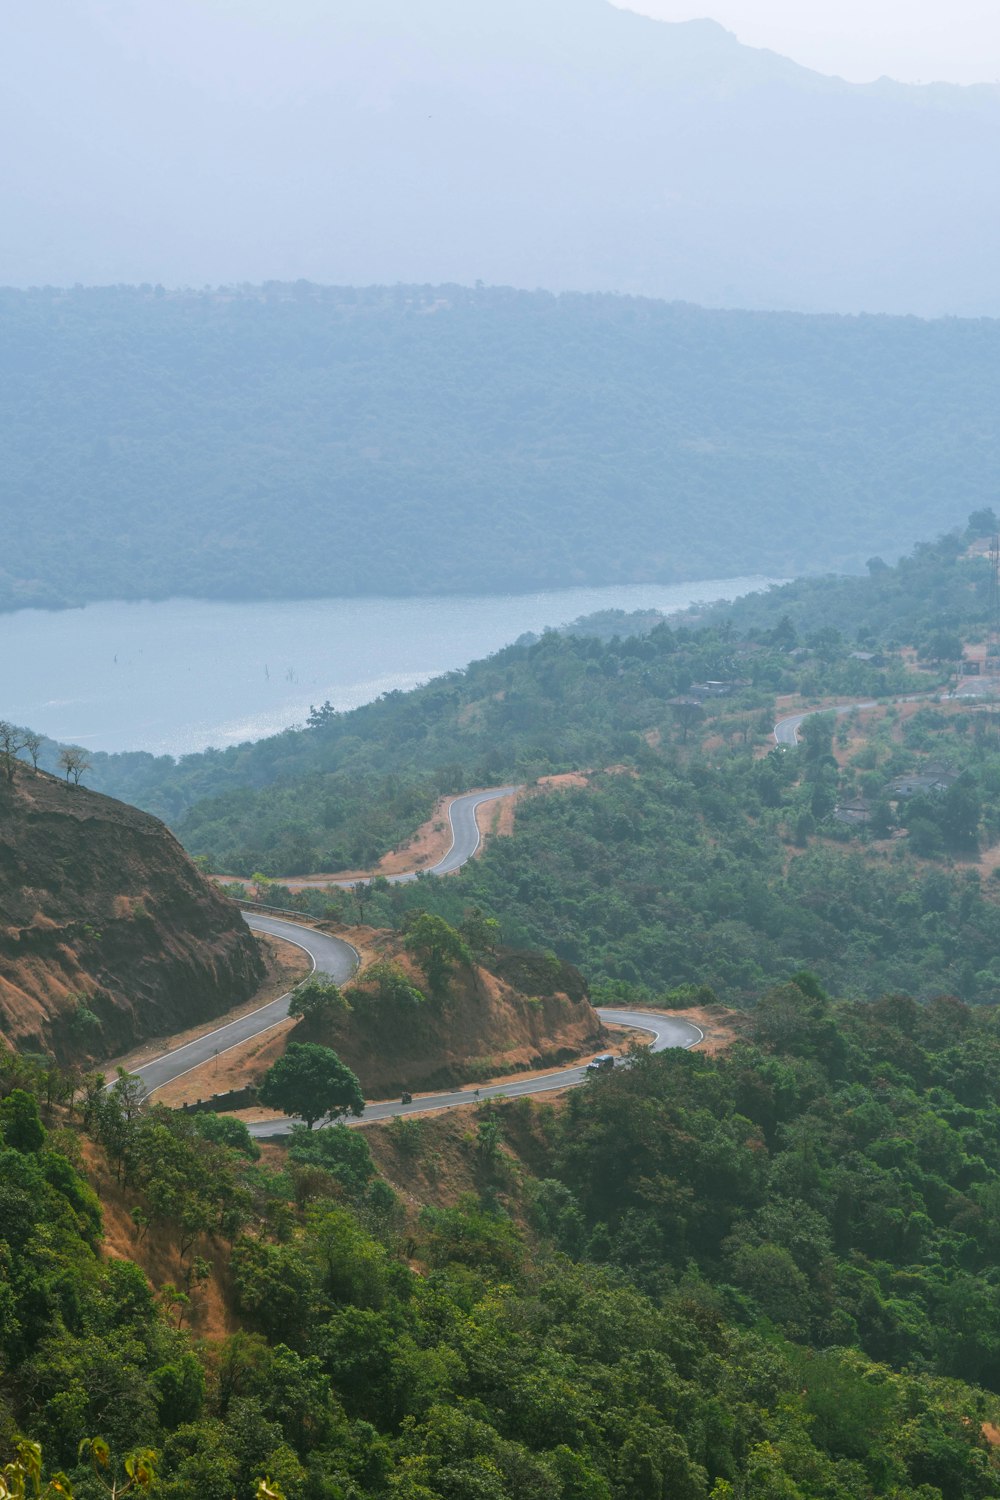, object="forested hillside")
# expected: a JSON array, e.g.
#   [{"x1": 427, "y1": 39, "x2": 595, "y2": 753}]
[
  {"x1": 7, "y1": 983, "x2": 1000, "y2": 1497},
  {"x1": 0, "y1": 760, "x2": 263, "y2": 1062},
  {"x1": 2, "y1": 286, "x2": 999, "y2": 610},
  {"x1": 698, "y1": 525, "x2": 999, "y2": 642},
  {"x1": 7, "y1": 540, "x2": 1000, "y2": 1496}
]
